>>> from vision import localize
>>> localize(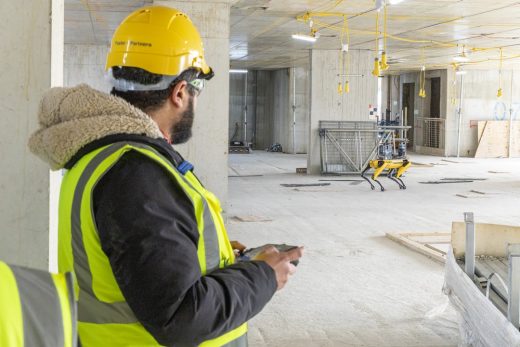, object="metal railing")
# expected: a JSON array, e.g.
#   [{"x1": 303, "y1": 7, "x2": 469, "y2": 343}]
[
  {"x1": 318, "y1": 121, "x2": 409, "y2": 174},
  {"x1": 416, "y1": 117, "x2": 445, "y2": 149}
]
